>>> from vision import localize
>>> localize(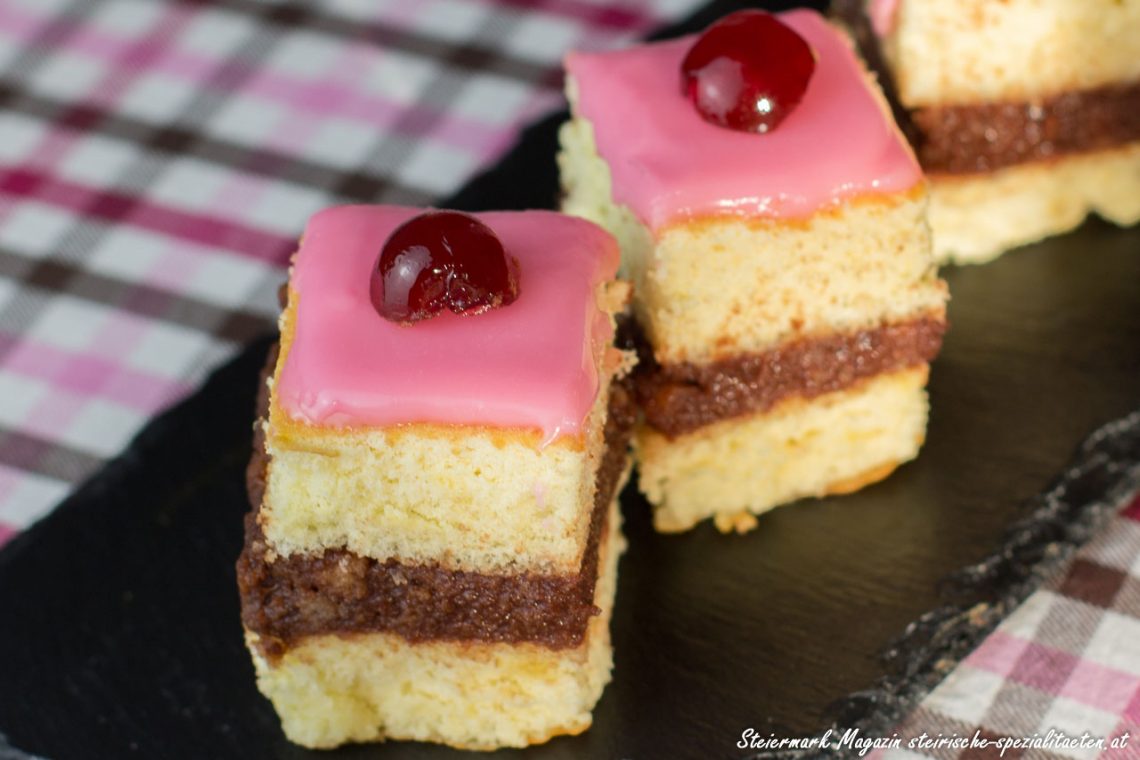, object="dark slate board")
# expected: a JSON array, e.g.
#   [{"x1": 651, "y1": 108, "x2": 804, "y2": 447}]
[{"x1": 1, "y1": 1, "x2": 1139, "y2": 758}]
